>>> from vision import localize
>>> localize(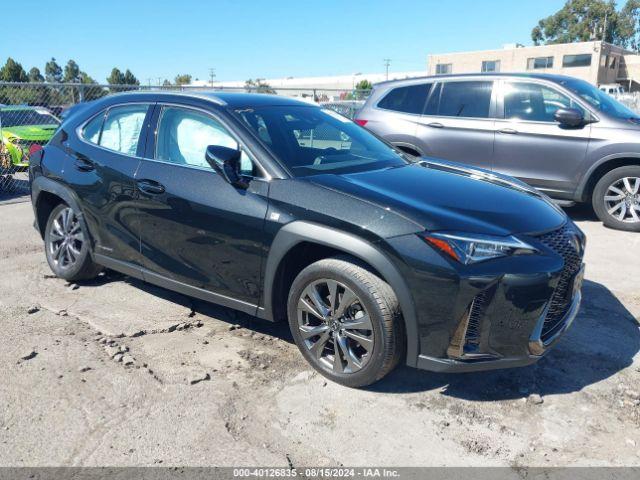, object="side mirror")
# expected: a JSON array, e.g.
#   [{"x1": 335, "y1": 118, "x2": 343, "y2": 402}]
[
  {"x1": 554, "y1": 108, "x2": 584, "y2": 128},
  {"x1": 205, "y1": 145, "x2": 249, "y2": 189}
]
